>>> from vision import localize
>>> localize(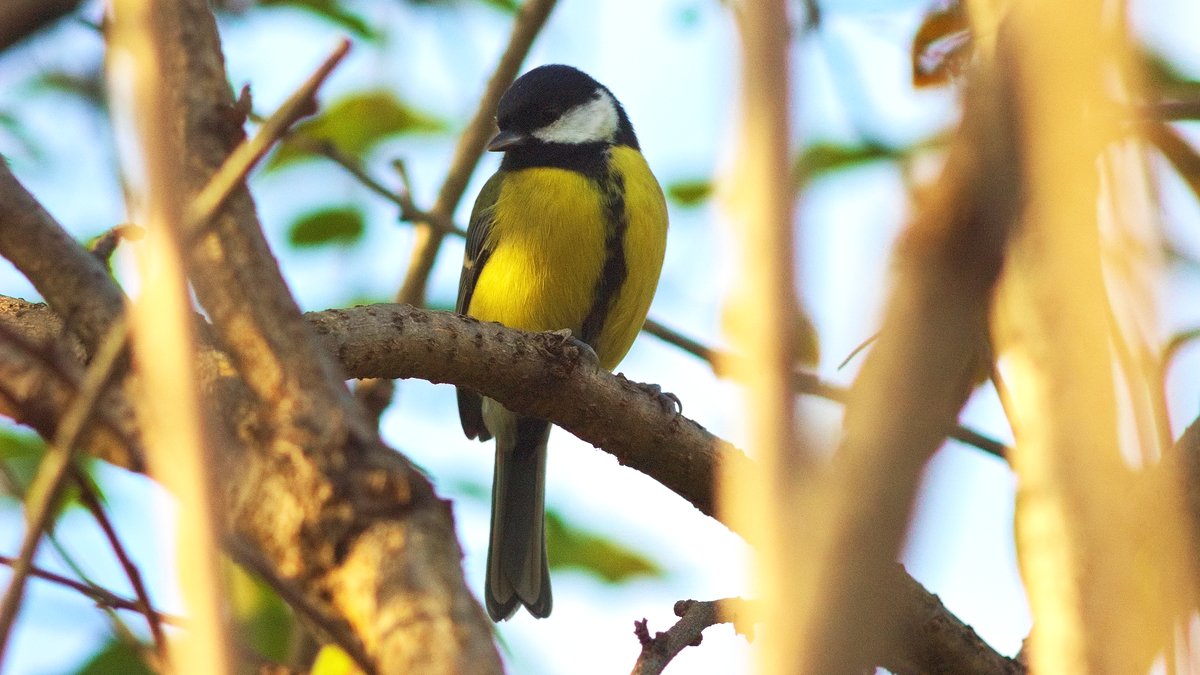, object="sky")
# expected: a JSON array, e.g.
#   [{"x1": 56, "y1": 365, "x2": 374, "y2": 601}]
[{"x1": 1, "y1": 0, "x2": 1199, "y2": 673}]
